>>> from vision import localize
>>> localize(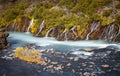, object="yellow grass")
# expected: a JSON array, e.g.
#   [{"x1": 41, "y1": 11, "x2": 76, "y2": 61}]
[{"x1": 14, "y1": 47, "x2": 46, "y2": 65}]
